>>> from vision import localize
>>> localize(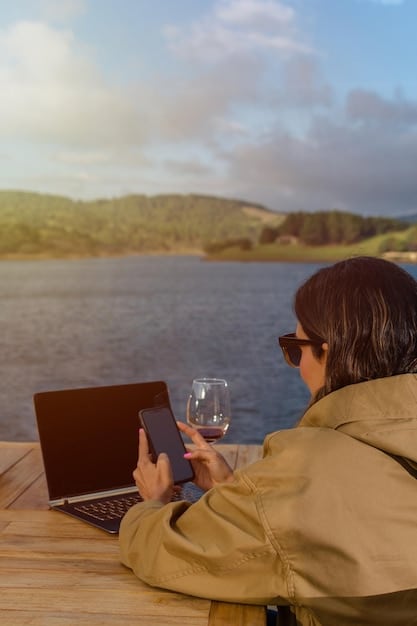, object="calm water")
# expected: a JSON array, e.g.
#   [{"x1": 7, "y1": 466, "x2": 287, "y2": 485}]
[{"x1": 2, "y1": 256, "x2": 415, "y2": 444}]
